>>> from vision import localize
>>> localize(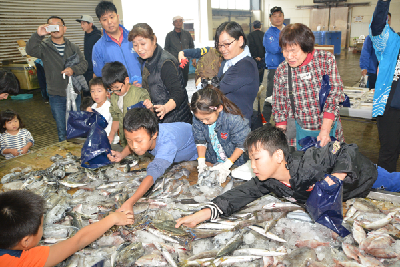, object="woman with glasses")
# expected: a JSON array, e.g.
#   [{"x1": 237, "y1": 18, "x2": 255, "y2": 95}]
[
  {"x1": 178, "y1": 21, "x2": 259, "y2": 122},
  {"x1": 128, "y1": 23, "x2": 192, "y2": 124},
  {"x1": 272, "y1": 23, "x2": 345, "y2": 150}
]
